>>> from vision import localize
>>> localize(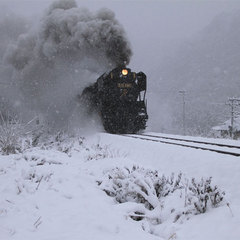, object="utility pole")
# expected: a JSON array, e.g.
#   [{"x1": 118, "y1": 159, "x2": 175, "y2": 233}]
[
  {"x1": 226, "y1": 97, "x2": 240, "y2": 139},
  {"x1": 179, "y1": 90, "x2": 186, "y2": 135}
]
